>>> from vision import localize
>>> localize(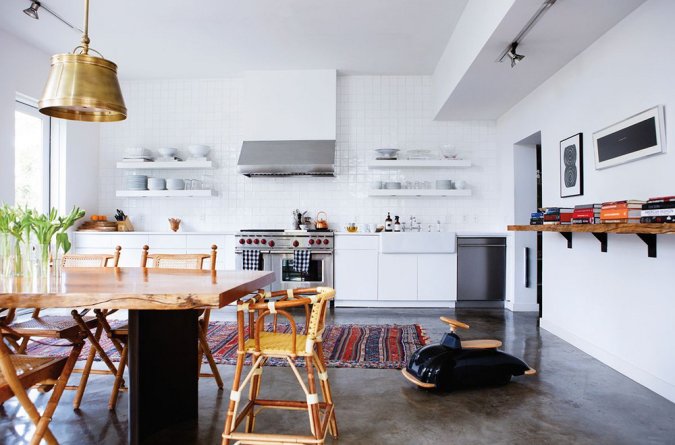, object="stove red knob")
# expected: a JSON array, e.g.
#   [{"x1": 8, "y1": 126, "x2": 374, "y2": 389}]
[
  {"x1": 308, "y1": 239, "x2": 315, "y2": 245},
  {"x1": 261, "y1": 239, "x2": 267, "y2": 244},
  {"x1": 323, "y1": 239, "x2": 330, "y2": 245},
  {"x1": 246, "y1": 239, "x2": 252, "y2": 244},
  {"x1": 293, "y1": 240, "x2": 300, "y2": 248},
  {"x1": 239, "y1": 239, "x2": 245, "y2": 245},
  {"x1": 253, "y1": 238, "x2": 259, "y2": 244},
  {"x1": 268, "y1": 240, "x2": 275, "y2": 247}
]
